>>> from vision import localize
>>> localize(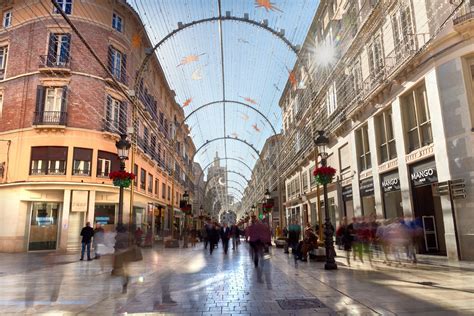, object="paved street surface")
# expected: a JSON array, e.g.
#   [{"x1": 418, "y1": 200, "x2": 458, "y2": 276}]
[{"x1": 0, "y1": 241, "x2": 473, "y2": 315}]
